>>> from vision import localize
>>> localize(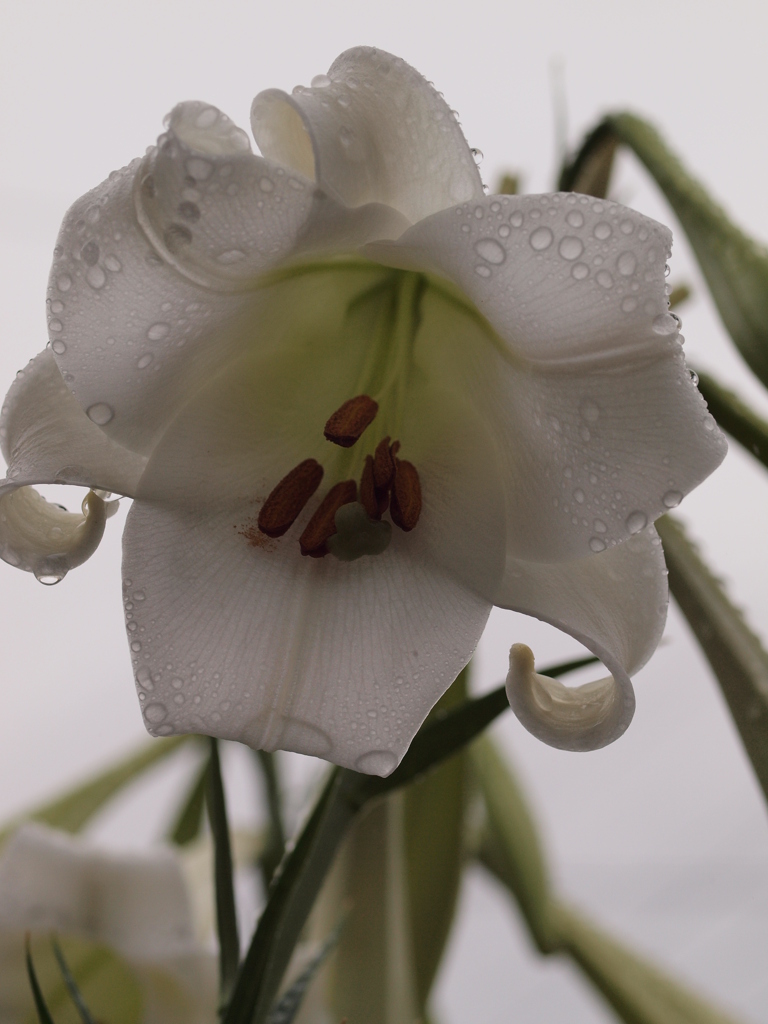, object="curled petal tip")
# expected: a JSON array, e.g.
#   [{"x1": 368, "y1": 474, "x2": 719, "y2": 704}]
[{"x1": 505, "y1": 644, "x2": 634, "y2": 752}]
